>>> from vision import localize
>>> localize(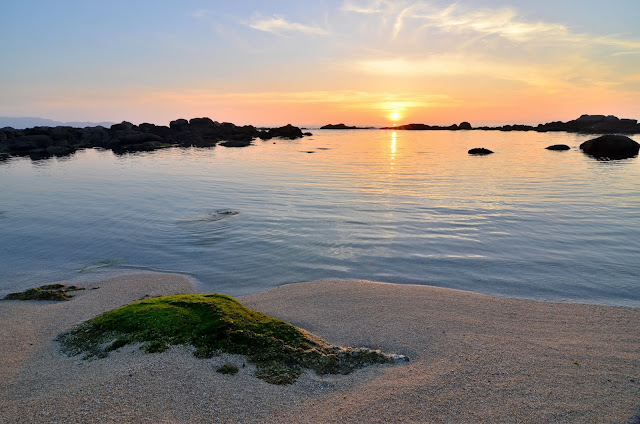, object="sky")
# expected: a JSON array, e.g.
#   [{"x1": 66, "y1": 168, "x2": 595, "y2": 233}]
[{"x1": 1, "y1": 0, "x2": 640, "y2": 127}]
